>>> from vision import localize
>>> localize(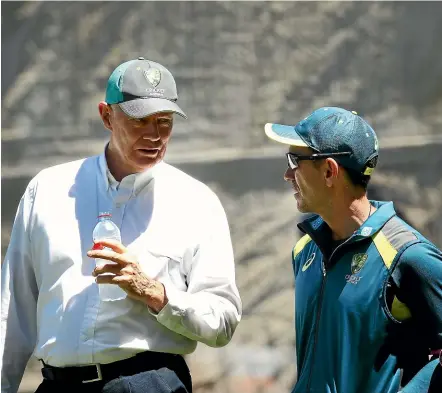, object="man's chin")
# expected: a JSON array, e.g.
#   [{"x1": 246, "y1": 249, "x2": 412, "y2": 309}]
[
  {"x1": 296, "y1": 205, "x2": 307, "y2": 213},
  {"x1": 294, "y1": 194, "x2": 309, "y2": 213}
]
